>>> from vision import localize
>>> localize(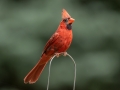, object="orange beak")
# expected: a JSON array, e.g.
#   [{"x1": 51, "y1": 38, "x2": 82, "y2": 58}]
[{"x1": 68, "y1": 18, "x2": 75, "y2": 24}]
